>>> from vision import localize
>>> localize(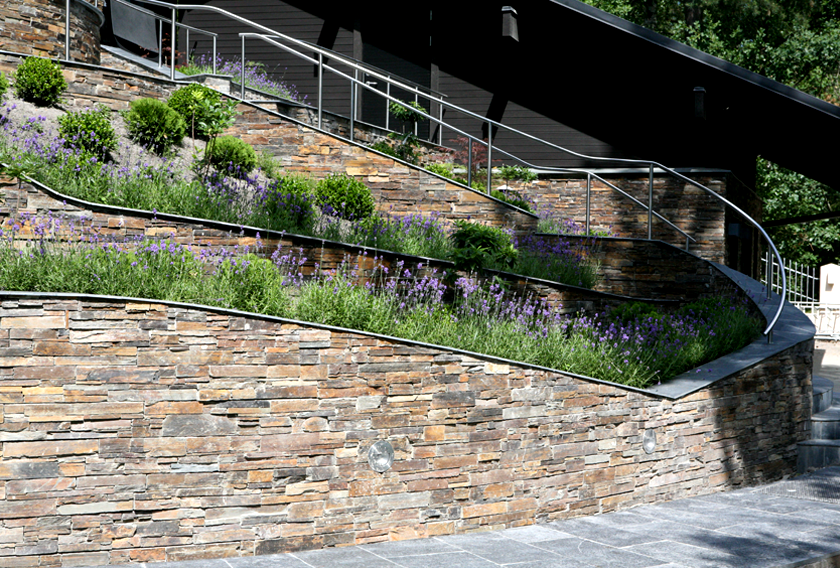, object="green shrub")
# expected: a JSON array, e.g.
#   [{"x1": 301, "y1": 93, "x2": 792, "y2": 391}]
[
  {"x1": 261, "y1": 173, "x2": 316, "y2": 232},
  {"x1": 450, "y1": 220, "x2": 518, "y2": 273},
  {"x1": 123, "y1": 98, "x2": 187, "y2": 155},
  {"x1": 609, "y1": 302, "x2": 663, "y2": 325},
  {"x1": 314, "y1": 173, "x2": 375, "y2": 220},
  {"x1": 499, "y1": 164, "x2": 538, "y2": 183},
  {"x1": 425, "y1": 163, "x2": 455, "y2": 179},
  {"x1": 0, "y1": 72, "x2": 8, "y2": 97},
  {"x1": 167, "y1": 83, "x2": 222, "y2": 137},
  {"x1": 490, "y1": 189, "x2": 534, "y2": 213},
  {"x1": 206, "y1": 136, "x2": 257, "y2": 173},
  {"x1": 58, "y1": 105, "x2": 116, "y2": 158},
  {"x1": 14, "y1": 57, "x2": 66, "y2": 106}
]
